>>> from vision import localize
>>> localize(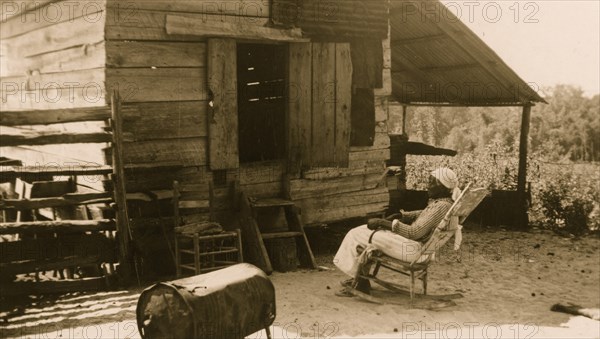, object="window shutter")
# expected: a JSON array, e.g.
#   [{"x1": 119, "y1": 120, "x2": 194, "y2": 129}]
[
  {"x1": 288, "y1": 42, "x2": 352, "y2": 170},
  {"x1": 288, "y1": 42, "x2": 313, "y2": 173},
  {"x1": 208, "y1": 39, "x2": 239, "y2": 170}
]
